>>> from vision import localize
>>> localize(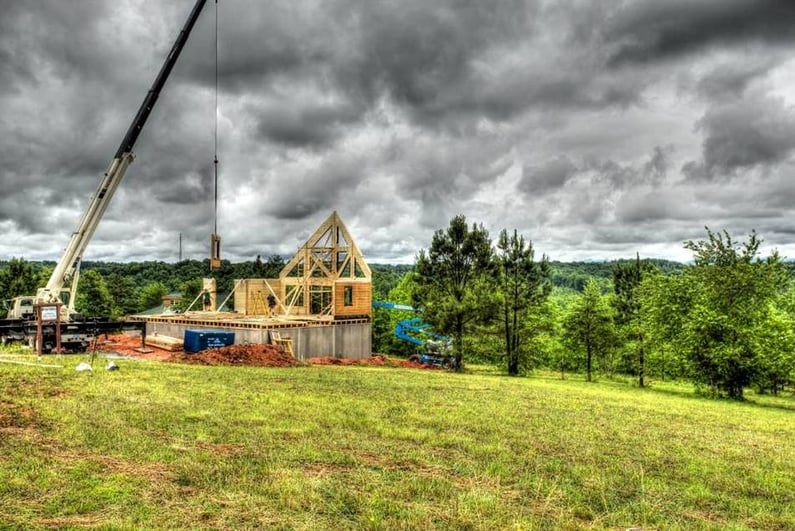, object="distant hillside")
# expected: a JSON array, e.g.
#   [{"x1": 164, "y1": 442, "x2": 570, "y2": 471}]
[
  {"x1": 370, "y1": 259, "x2": 687, "y2": 296},
  {"x1": 550, "y1": 259, "x2": 686, "y2": 291},
  {"x1": 370, "y1": 263, "x2": 414, "y2": 300}
]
